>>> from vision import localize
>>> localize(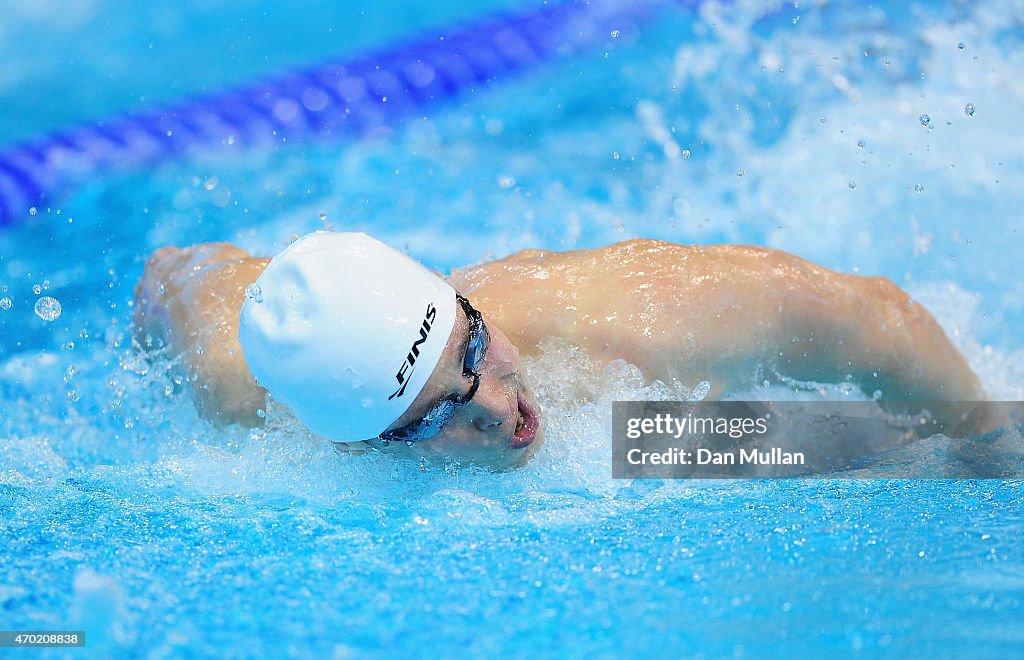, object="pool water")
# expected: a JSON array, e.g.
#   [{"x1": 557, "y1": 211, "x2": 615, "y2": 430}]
[{"x1": 2, "y1": 0, "x2": 1023, "y2": 656}]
